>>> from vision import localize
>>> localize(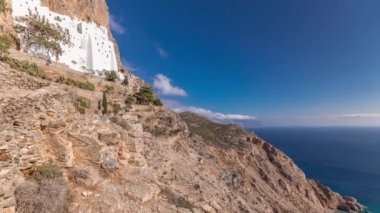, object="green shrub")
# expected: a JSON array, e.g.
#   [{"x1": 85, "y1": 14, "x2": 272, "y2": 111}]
[
  {"x1": 4, "y1": 56, "x2": 45, "y2": 78},
  {"x1": 61, "y1": 77, "x2": 79, "y2": 87},
  {"x1": 56, "y1": 76, "x2": 94, "y2": 91},
  {"x1": 105, "y1": 85, "x2": 114, "y2": 93},
  {"x1": 56, "y1": 76, "x2": 66, "y2": 84},
  {"x1": 27, "y1": 165, "x2": 63, "y2": 183},
  {"x1": 79, "y1": 81, "x2": 94, "y2": 91},
  {"x1": 134, "y1": 86, "x2": 156, "y2": 104},
  {"x1": 105, "y1": 70, "x2": 118, "y2": 82},
  {"x1": 125, "y1": 95, "x2": 134, "y2": 105},
  {"x1": 77, "y1": 98, "x2": 90, "y2": 109},
  {"x1": 0, "y1": 34, "x2": 11, "y2": 55},
  {"x1": 0, "y1": 0, "x2": 7, "y2": 13},
  {"x1": 153, "y1": 98, "x2": 163, "y2": 106},
  {"x1": 133, "y1": 86, "x2": 163, "y2": 106},
  {"x1": 112, "y1": 103, "x2": 121, "y2": 114},
  {"x1": 110, "y1": 117, "x2": 118, "y2": 124}
]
